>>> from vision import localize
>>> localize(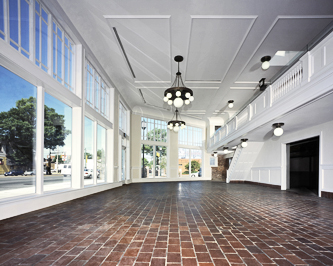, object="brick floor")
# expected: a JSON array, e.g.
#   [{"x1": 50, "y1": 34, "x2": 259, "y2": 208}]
[{"x1": 1, "y1": 181, "x2": 333, "y2": 265}]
